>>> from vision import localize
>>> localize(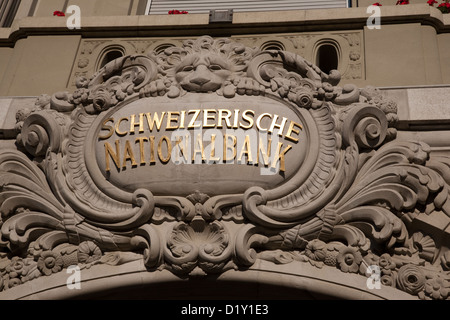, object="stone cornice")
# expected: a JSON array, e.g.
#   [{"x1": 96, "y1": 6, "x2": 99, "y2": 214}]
[{"x1": 0, "y1": 4, "x2": 449, "y2": 46}]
